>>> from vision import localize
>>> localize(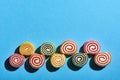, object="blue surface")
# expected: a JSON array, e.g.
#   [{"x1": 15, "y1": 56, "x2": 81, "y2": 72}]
[{"x1": 0, "y1": 0, "x2": 120, "y2": 80}]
